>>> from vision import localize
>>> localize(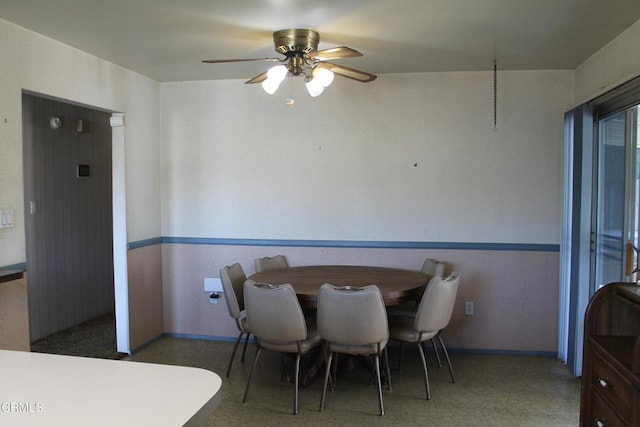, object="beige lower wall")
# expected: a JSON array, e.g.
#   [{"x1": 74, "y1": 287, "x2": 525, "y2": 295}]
[
  {"x1": 127, "y1": 245, "x2": 164, "y2": 350},
  {"x1": 0, "y1": 273, "x2": 30, "y2": 351},
  {"x1": 161, "y1": 243, "x2": 559, "y2": 353},
  {"x1": 3, "y1": 244, "x2": 559, "y2": 354}
]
